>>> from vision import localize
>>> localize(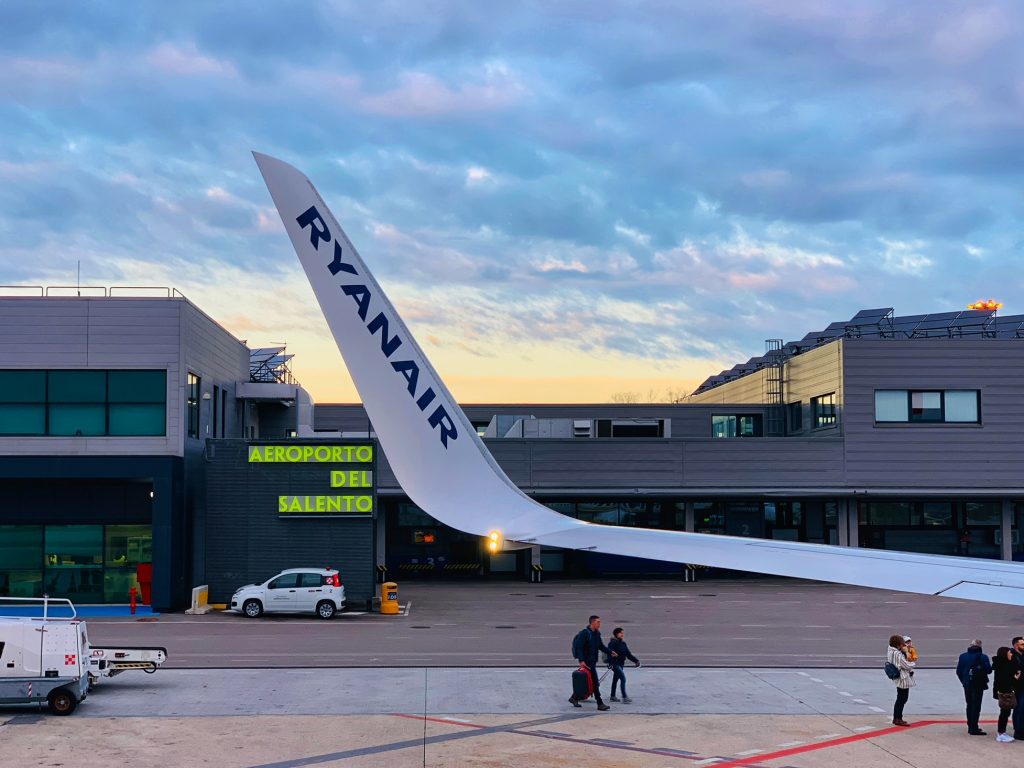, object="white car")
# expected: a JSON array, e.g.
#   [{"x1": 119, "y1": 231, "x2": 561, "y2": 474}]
[{"x1": 229, "y1": 568, "x2": 345, "y2": 619}]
